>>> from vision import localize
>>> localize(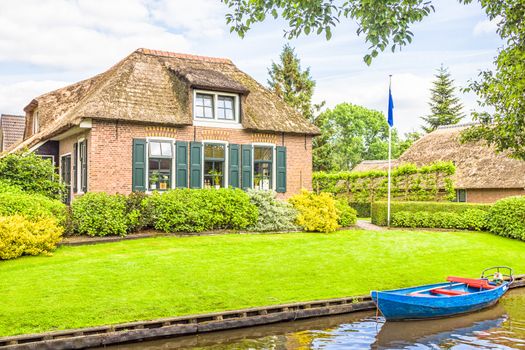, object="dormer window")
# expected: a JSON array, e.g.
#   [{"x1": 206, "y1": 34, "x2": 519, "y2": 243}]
[
  {"x1": 32, "y1": 111, "x2": 40, "y2": 134},
  {"x1": 193, "y1": 90, "x2": 240, "y2": 125}
]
